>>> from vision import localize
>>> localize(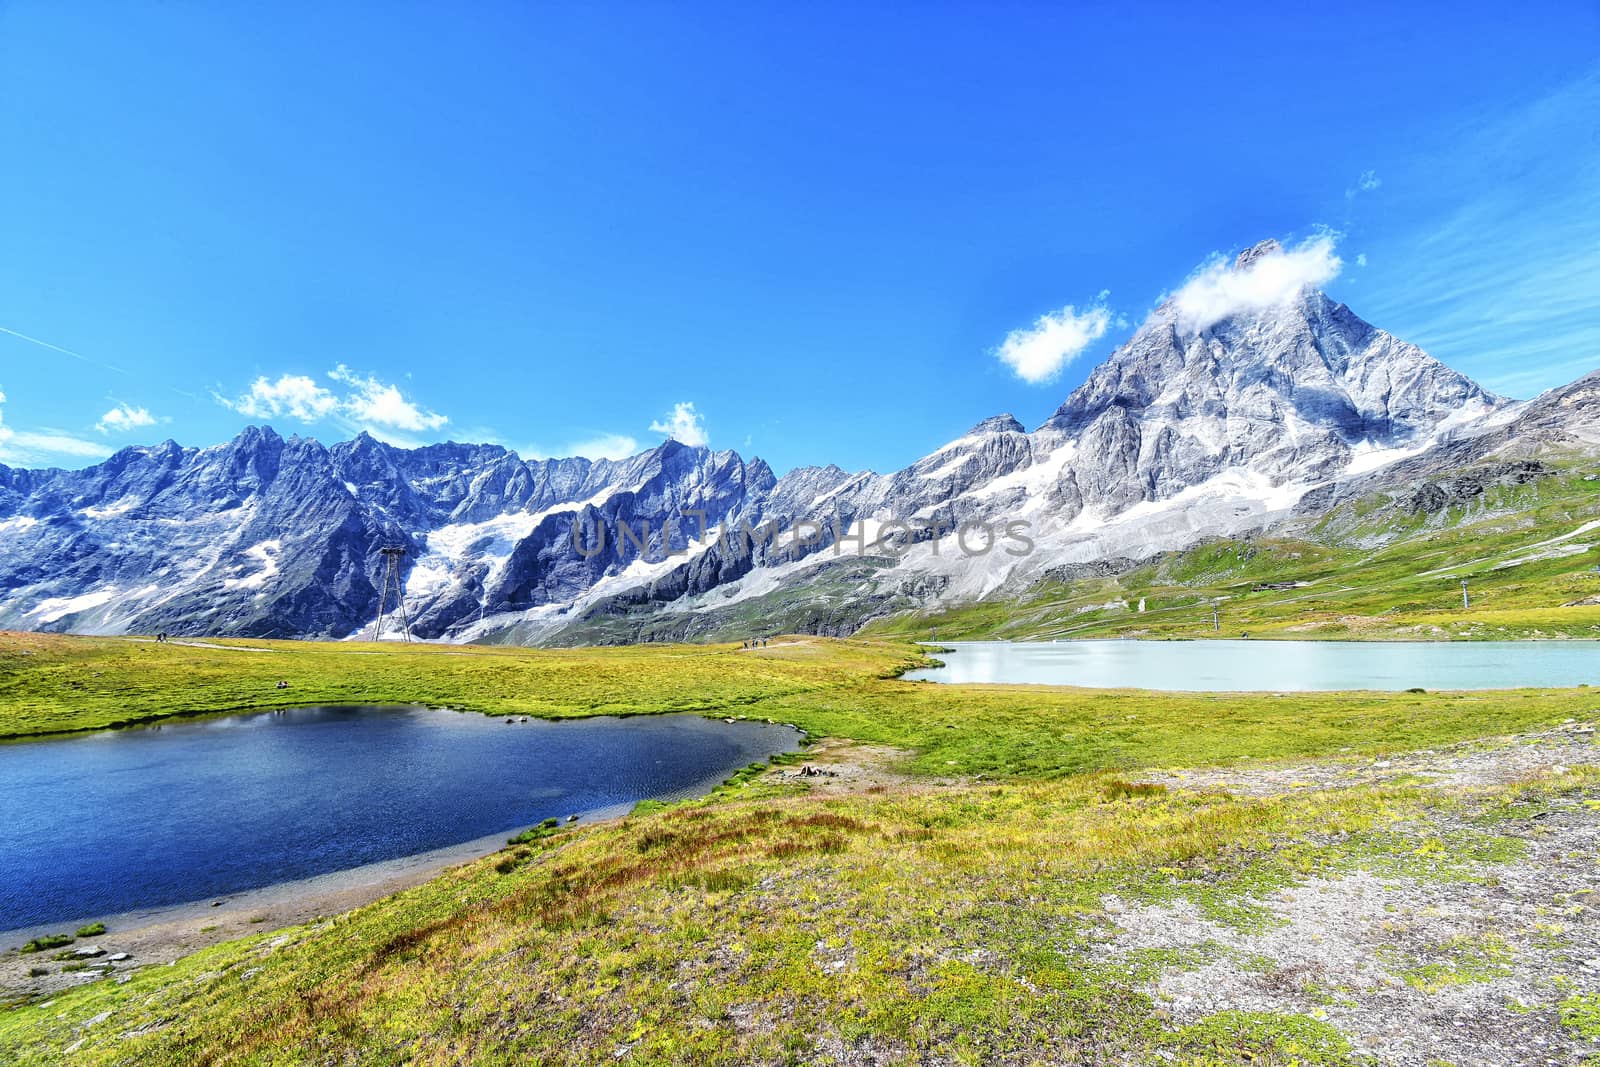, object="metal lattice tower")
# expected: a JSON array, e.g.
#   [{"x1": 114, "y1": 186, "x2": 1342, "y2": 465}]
[{"x1": 370, "y1": 544, "x2": 413, "y2": 643}]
